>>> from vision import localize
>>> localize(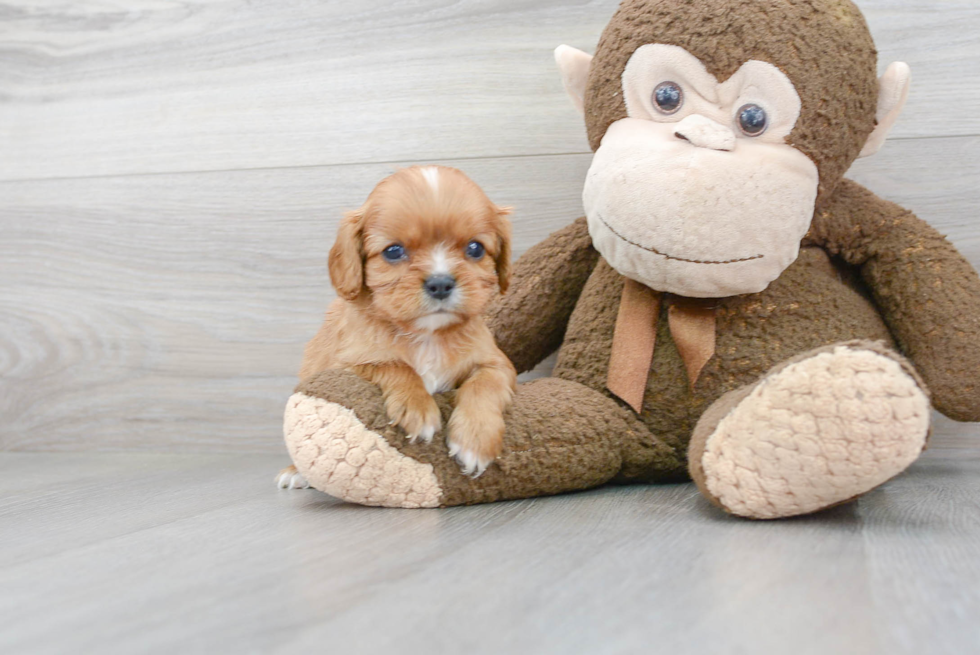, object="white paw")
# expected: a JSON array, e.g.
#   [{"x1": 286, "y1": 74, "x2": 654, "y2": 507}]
[
  {"x1": 447, "y1": 440, "x2": 492, "y2": 478},
  {"x1": 407, "y1": 421, "x2": 438, "y2": 445},
  {"x1": 276, "y1": 466, "x2": 310, "y2": 490}
]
